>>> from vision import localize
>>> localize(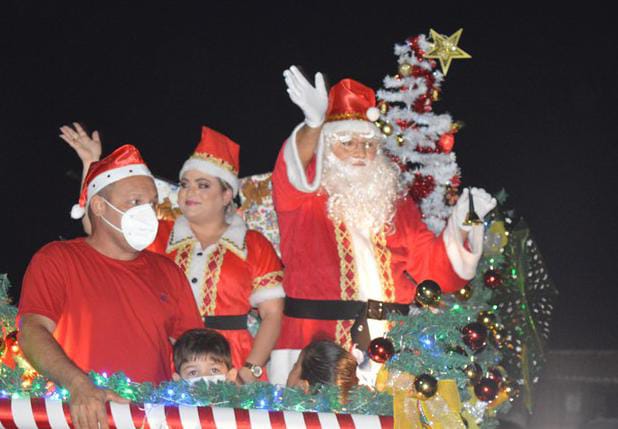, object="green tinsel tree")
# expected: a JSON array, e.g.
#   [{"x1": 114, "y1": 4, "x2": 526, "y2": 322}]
[{"x1": 382, "y1": 196, "x2": 557, "y2": 427}]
